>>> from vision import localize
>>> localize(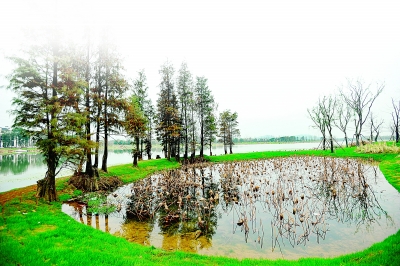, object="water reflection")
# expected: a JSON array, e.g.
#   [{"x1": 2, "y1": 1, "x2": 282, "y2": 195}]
[
  {"x1": 0, "y1": 153, "x2": 43, "y2": 175},
  {"x1": 62, "y1": 157, "x2": 400, "y2": 259}
]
